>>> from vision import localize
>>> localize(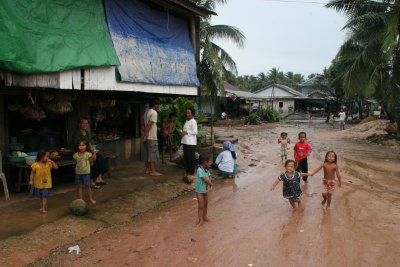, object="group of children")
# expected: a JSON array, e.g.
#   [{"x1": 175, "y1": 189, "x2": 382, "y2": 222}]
[
  {"x1": 30, "y1": 130, "x2": 341, "y2": 220},
  {"x1": 194, "y1": 130, "x2": 342, "y2": 226},
  {"x1": 29, "y1": 140, "x2": 96, "y2": 213},
  {"x1": 272, "y1": 131, "x2": 342, "y2": 209}
]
